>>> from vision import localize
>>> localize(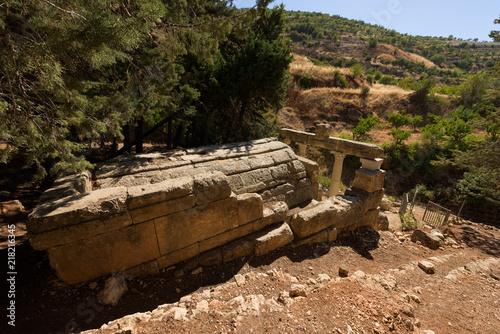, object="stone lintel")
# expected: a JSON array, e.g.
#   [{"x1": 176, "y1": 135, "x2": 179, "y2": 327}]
[{"x1": 279, "y1": 128, "x2": 383, "y2": 159}]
